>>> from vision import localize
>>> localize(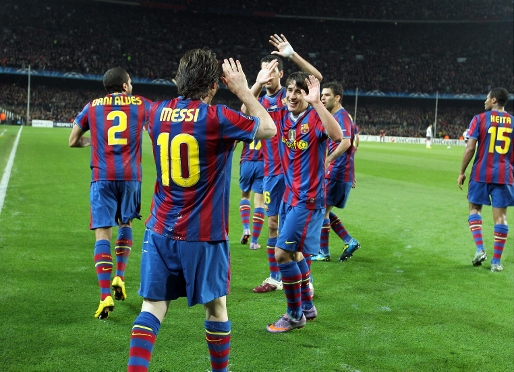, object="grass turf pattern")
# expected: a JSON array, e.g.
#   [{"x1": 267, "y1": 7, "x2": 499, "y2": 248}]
[{"x1": 0, "y1": 126, "x2": 512, "y2": 371}]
